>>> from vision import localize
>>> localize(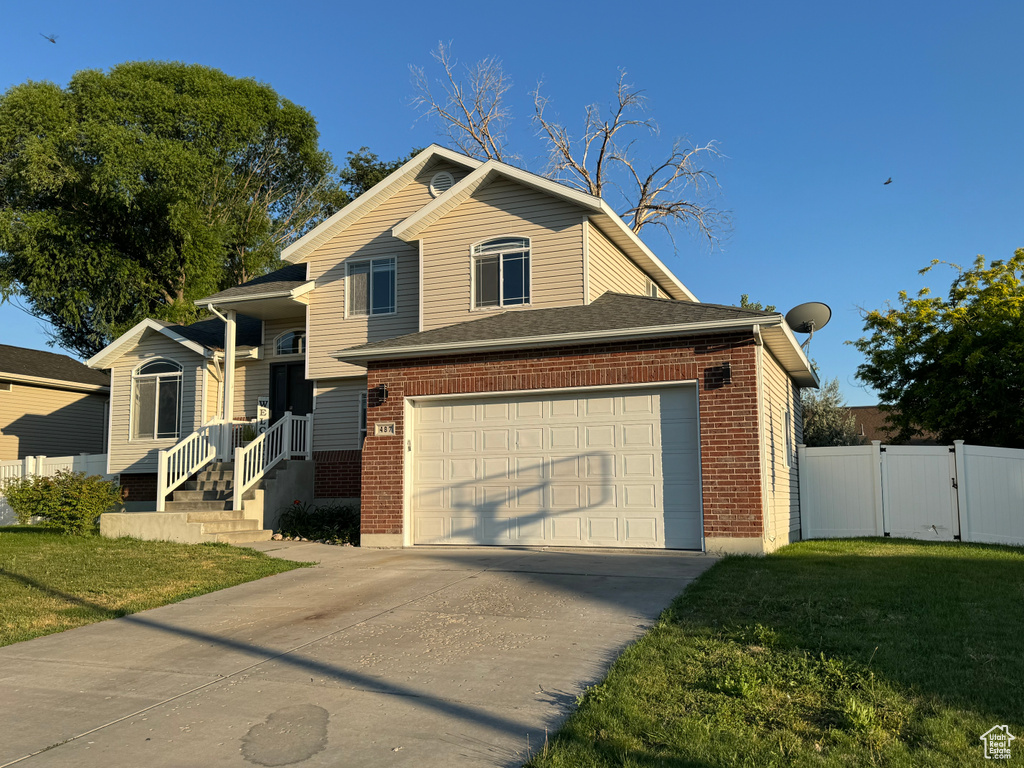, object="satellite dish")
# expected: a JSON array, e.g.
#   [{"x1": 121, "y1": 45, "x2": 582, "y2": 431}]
[{"x1": 785, "y1": 302, "x2": 831, "y2": 349}]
